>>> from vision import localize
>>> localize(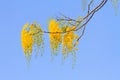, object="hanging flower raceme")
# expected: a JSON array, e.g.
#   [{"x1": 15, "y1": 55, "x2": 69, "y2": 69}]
[
  {"x1": 48, "y1": 19, "x2": 62, "y2": 55},
  {"x1": 21, "y1": 22, "x2": 44, "y2": 63},
  {"x1": 62, "y1": 26, "x2": 79, "y2": 58},
  {"x1": 21, "y1": 23, "x2": 33, "y2": 56},
  {"x1": 29, "y1": 23, "x2": 44, "y2": 56}
]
